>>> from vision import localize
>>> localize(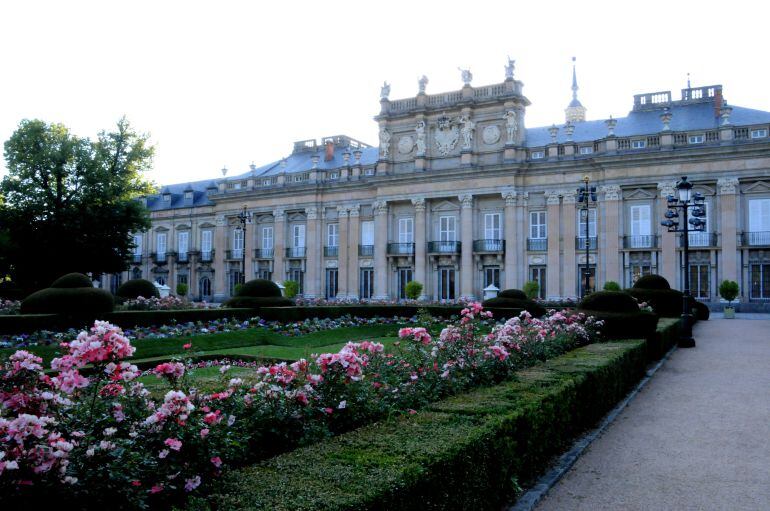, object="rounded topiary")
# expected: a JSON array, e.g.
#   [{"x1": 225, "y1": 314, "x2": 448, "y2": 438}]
[
  {"x1": 481, "y1": 296, "x2": 546, "y2": 317},
  {"x1": 522, "y1": 281, "x2": 540, "y2": 299},
  {"x1": 116, "y1": 279, "x2": 160, "y2": 299},
  {"x1": 633, "y1": 274, "x2": 671, "y2": 290},
  {"x1": 404, "y1": 281, "x2": 423, "y2": 300},
  {"x1": 603, "y1": 281, "x2": 622, "y2": 292},
  {"x1": 693, "y1": 300, "x2": 710, "y2": 321},
  {"x1": 237, "y1": 279, "x2": 282, "y2": 298},
  {"x1": 224, "y1": 296, "x2": 294, "y2": 308},
  {"x1": 718, "y1": 280, "x2": 739, "y2": 304},
  {"x1": 50, "y1": 273, "x2": 94, "y2": 289},
  {"x1": 498, "y1": 289, "x2": 527, "y2": 300},
  {"x1": 578, "y1": 291, "x2": 639, "y2": 313},
  {"x1": 626, "y1": 288, "x2": 682, "y2": 317},
  {"x1": 21, "y1": 287, "x2": 114, "y2": 315}
]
